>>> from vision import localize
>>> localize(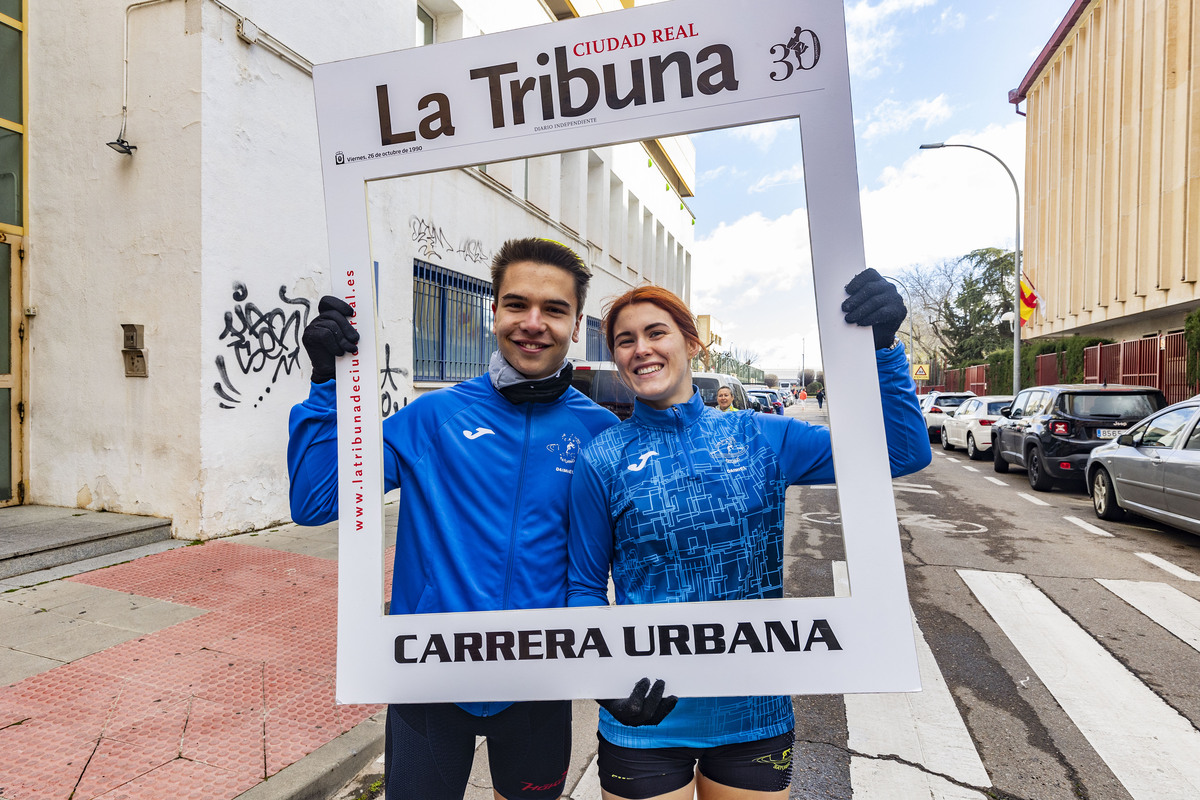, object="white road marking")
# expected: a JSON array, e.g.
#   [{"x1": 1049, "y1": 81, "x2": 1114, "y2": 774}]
[
  {"x1": 985, "y1": 477, "x2": 1006, "y2": 486},
  {"x1": 850, "y1": 759, "x2": 989, "y2": 799},
  {"x1": 569, "y1": 756, "x2": 602, "y2": 799},
  {"x1": 963, "y1": 466, "x2": 979, "y2": 473},
  {"x1": 893, "y1": 484, "x2": 941, "y2": 495},
  {"x1": 1064, "y1": 516, "x2": 1114, "y2": 538},
  {"x1": 946, "y1": 457, "x2": 961, "y2": 463},
  {"x1": 1098, "y1": 579, "x2": 1200, "y2": 654},
  {"x1": 846, "y1": 615, "x2": 991, "y2": 792},
  {"x1": 832, "y1": 560, "x2": 851, "y2": 598},
  {"x1": 1017, "y1": 492, "x2": 1050, "y2": 506},
  {"x1": 1135, "y1": 552, "x2": 1200, "y2": 582},
  {"x1": 960, "y1": 569, "x2": 1200, "y2": 799}
]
